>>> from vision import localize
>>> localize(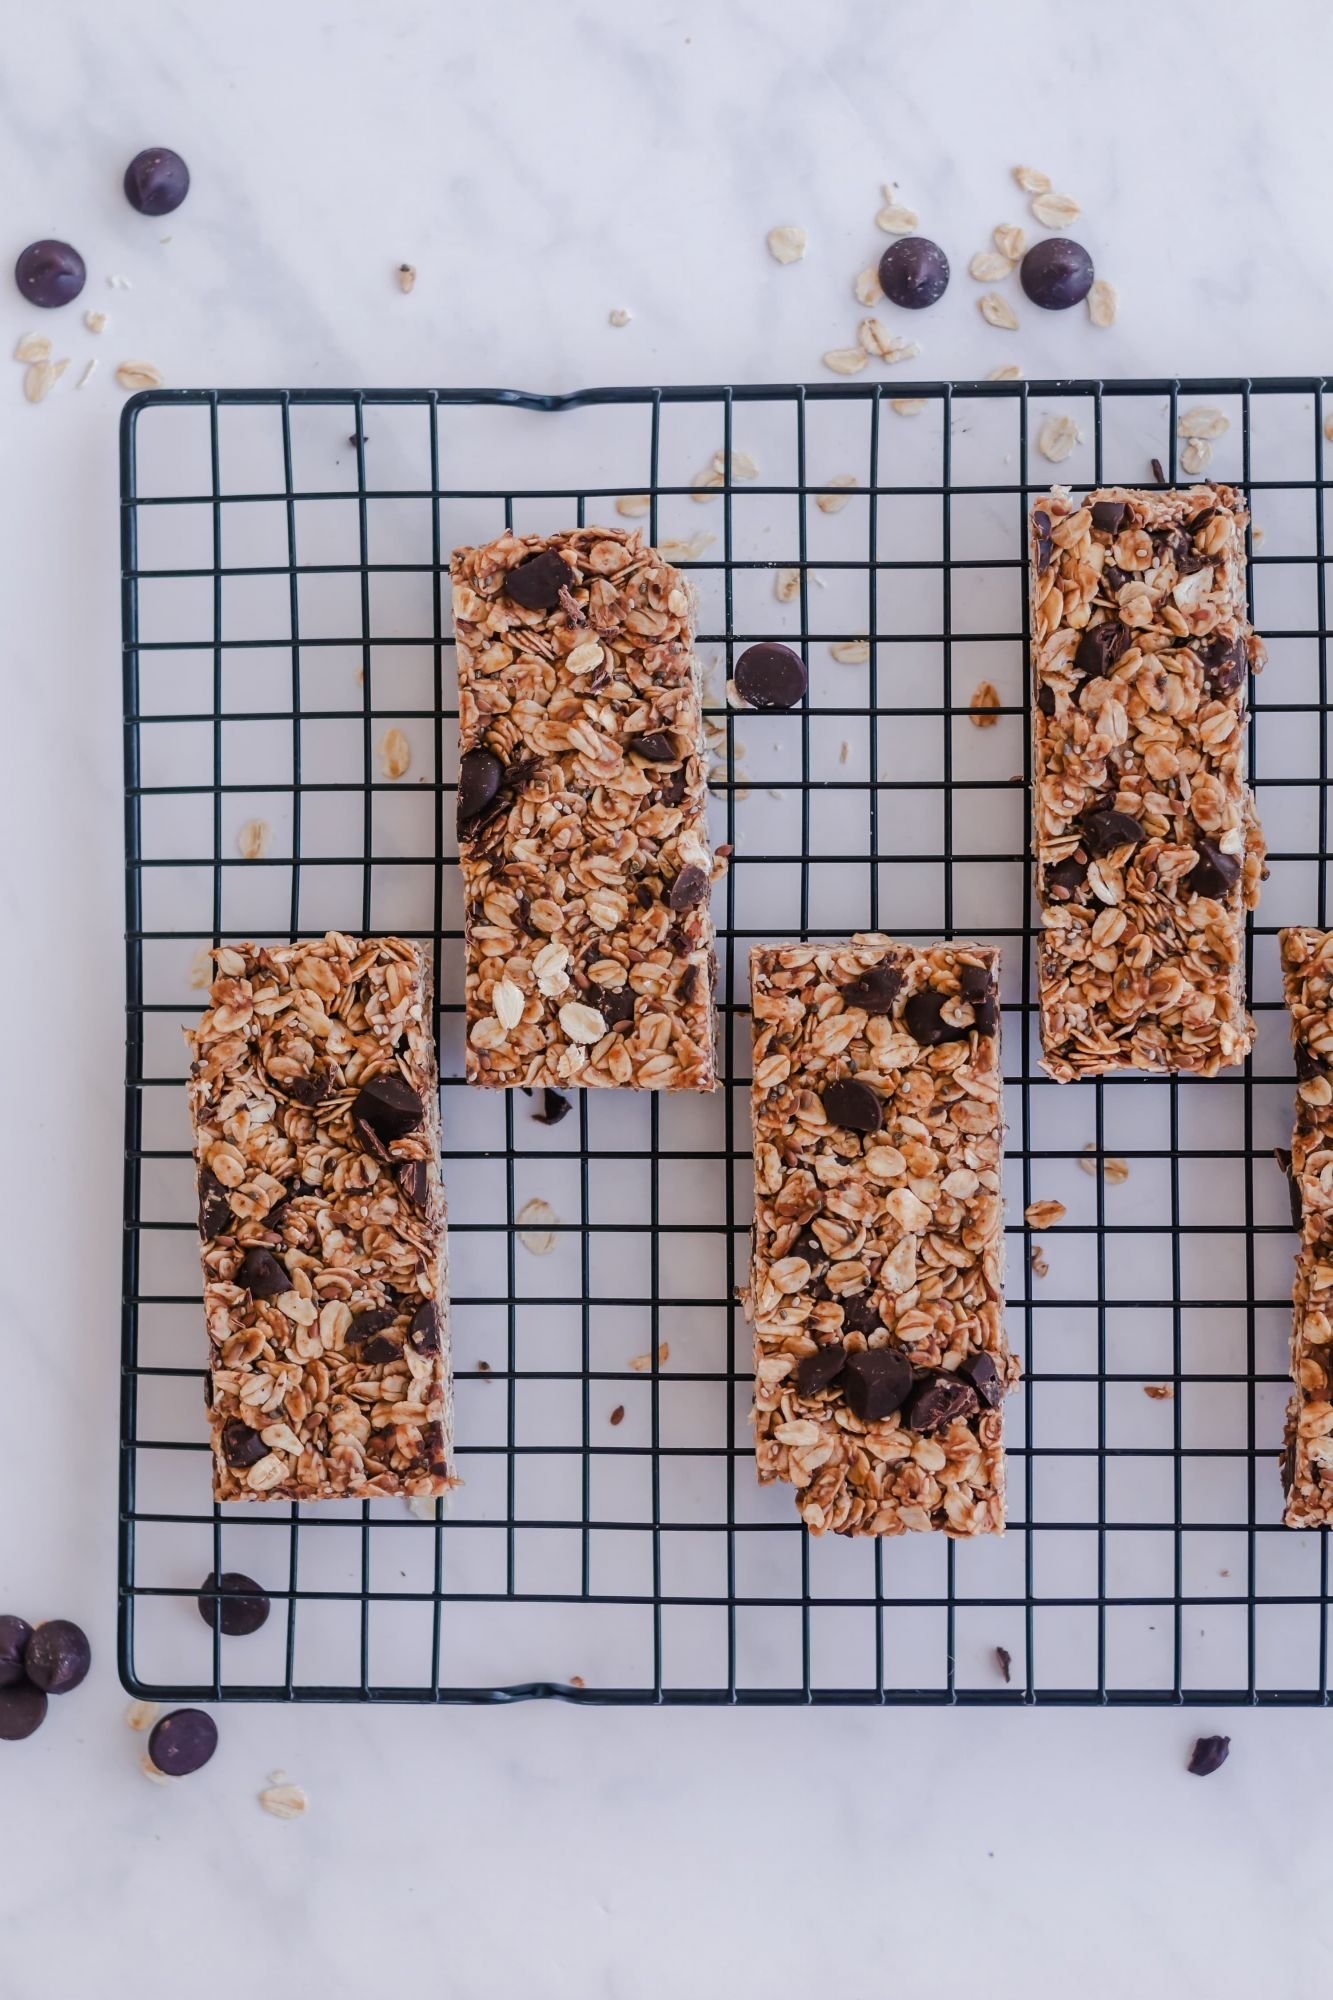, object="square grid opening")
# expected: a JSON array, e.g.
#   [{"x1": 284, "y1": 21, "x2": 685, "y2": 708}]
[{"x1": 122, "y1": 379, "x2": 1333, "y2": 1705}]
